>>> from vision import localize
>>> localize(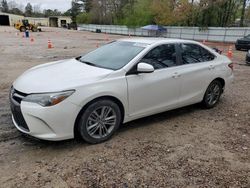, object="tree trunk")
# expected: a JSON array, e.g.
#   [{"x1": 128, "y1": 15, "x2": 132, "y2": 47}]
[{"x1": 240, "y1": 0, "x2": 247, "y2": 27}]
